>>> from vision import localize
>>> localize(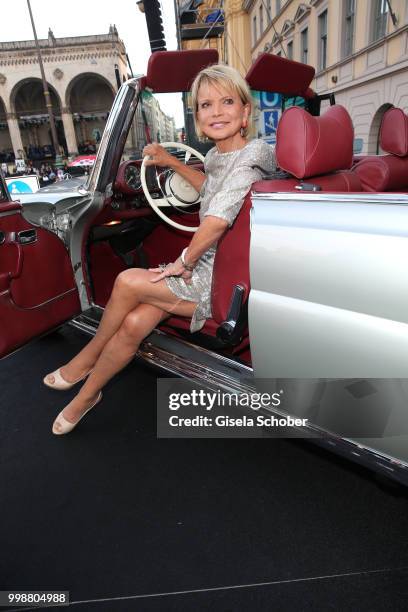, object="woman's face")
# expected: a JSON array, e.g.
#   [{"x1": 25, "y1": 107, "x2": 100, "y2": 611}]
[{"x1": 196, "y1": 81, "x2": 250, "y2": 145}]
